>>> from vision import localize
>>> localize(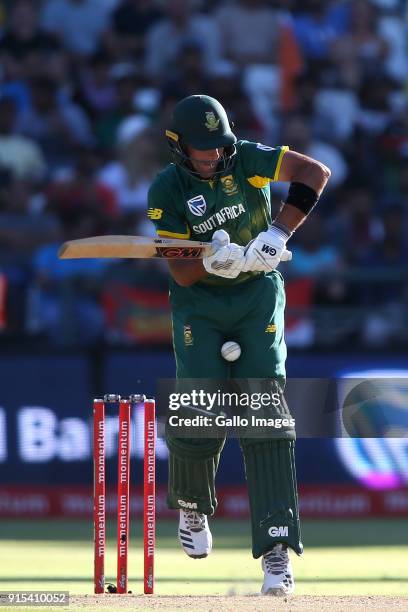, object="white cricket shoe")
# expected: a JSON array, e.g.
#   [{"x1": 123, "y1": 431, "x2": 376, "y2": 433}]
[
  {"x1": 178, "y1": 509, "x2": 212, "y2": 559},
  {"x1": 261, "y1": 543, "x2": 294, "y2": 596}
]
